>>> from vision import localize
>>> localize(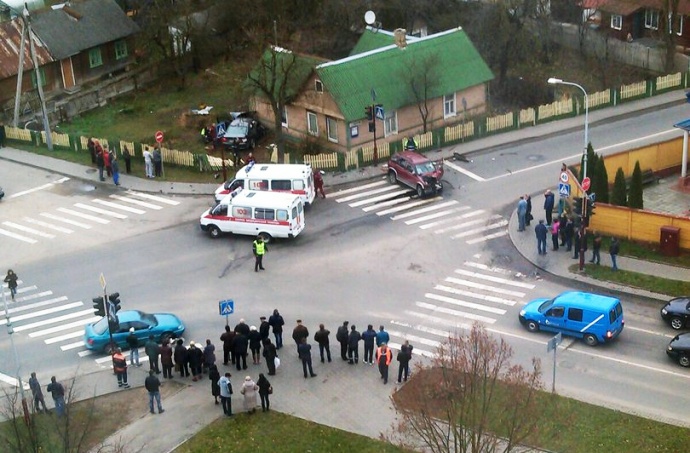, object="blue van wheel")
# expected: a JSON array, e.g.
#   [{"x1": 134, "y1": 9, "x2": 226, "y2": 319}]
[{"x1": 583, "y1": 334, "x2": 598, "y2": 346}]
